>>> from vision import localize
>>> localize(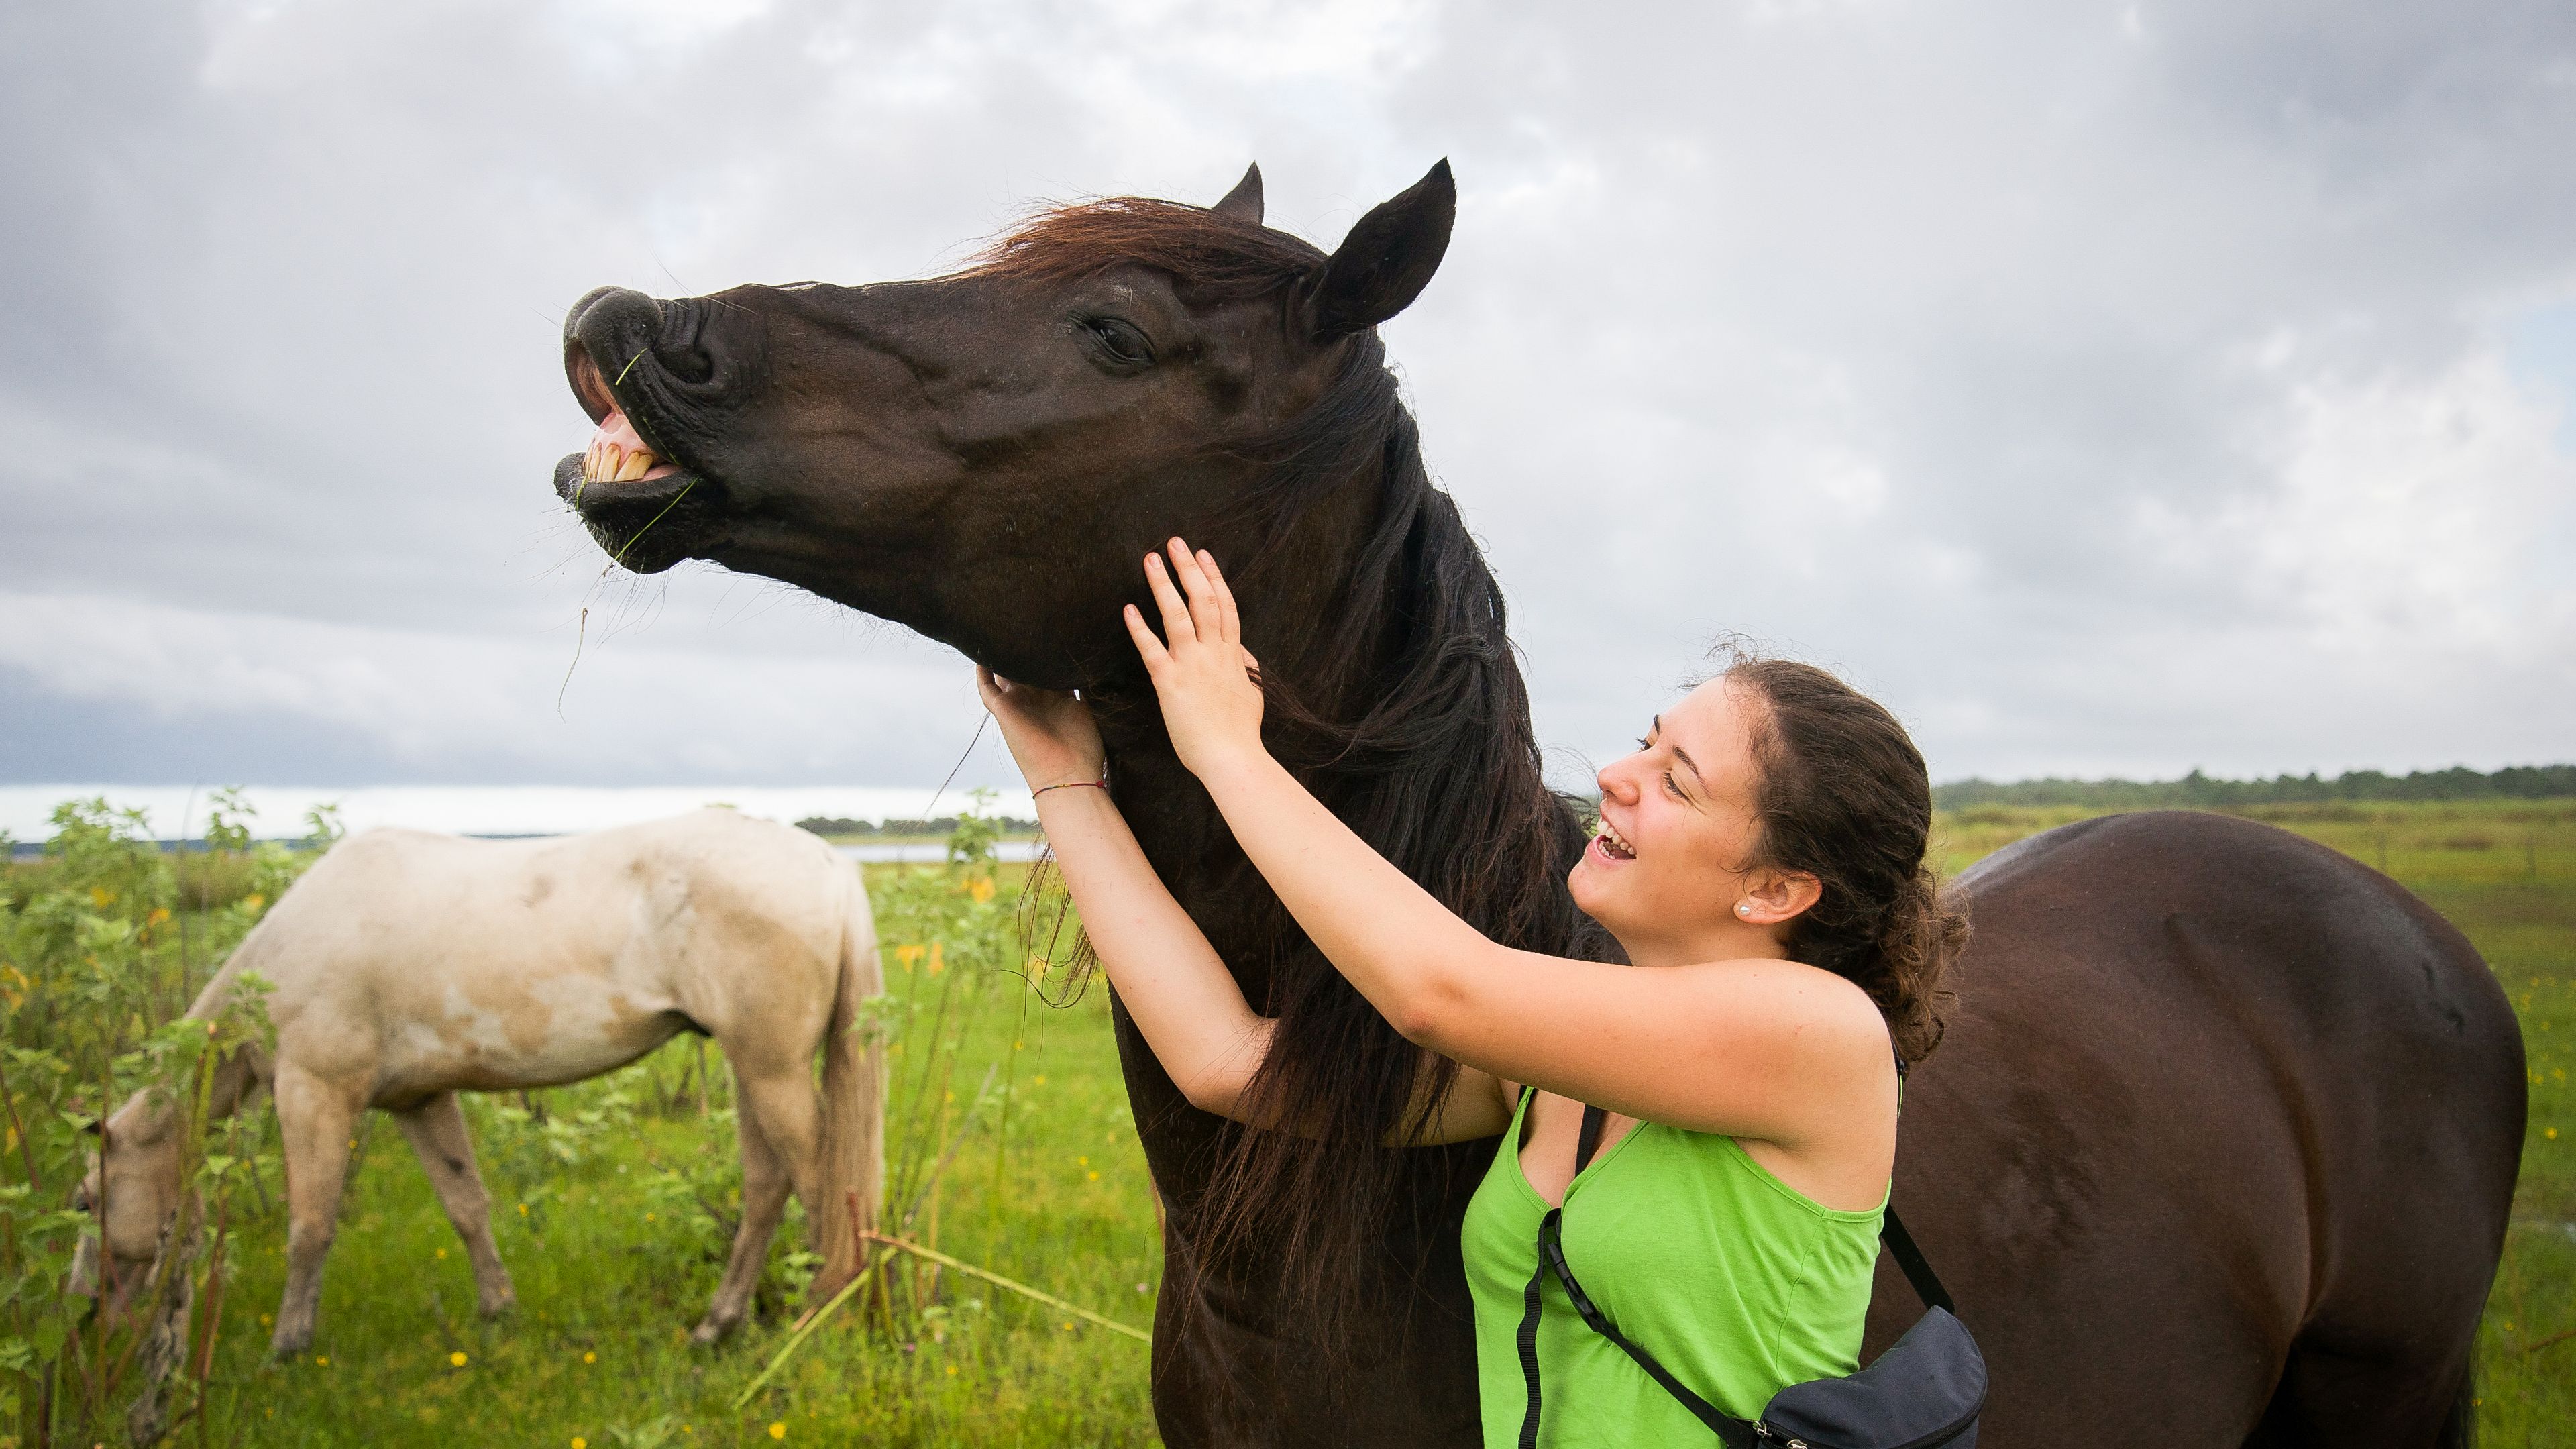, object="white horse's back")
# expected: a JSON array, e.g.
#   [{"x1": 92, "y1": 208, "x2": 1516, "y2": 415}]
[{"x1": 221, "y1": 808, "x2": 857, "y2": 1104}]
